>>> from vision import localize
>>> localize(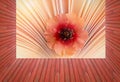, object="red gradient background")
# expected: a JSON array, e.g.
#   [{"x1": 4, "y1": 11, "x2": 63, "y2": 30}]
[{"x1": 0, "y1": 0, "x2": 120, "y2": 82}]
